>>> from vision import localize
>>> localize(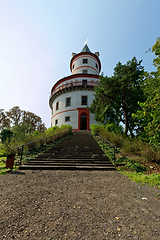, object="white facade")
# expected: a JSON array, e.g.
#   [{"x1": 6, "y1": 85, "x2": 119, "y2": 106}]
[
  {"x1": 71, "y1": 55, "x2": 100, "y2": 75},
  {"x1": 49, "y1": 44, "x2": 101, "y2": 131}
]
